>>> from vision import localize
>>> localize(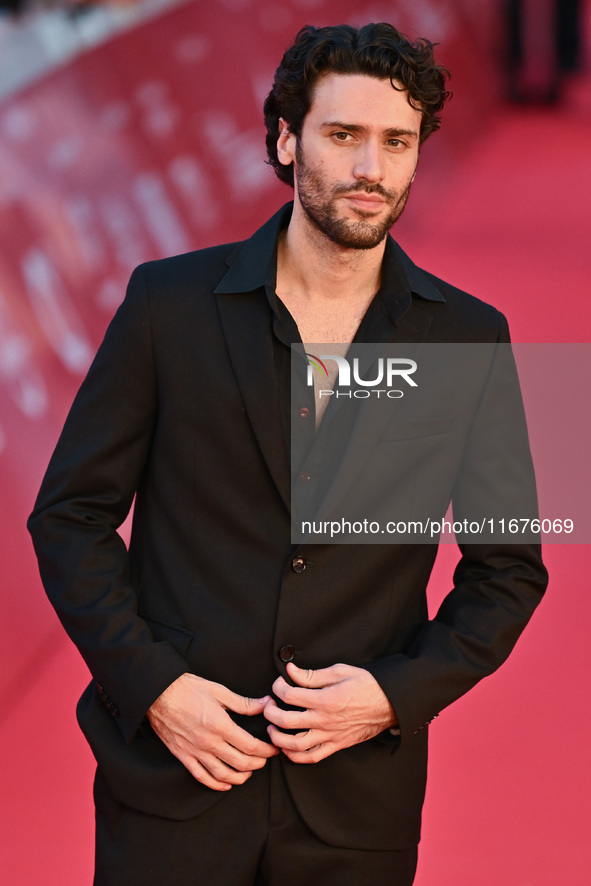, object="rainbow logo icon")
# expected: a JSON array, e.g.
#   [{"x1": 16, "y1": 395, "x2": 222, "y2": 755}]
[{"x1": 305, "y1": 353, "x2": 329, "y2": 377}]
